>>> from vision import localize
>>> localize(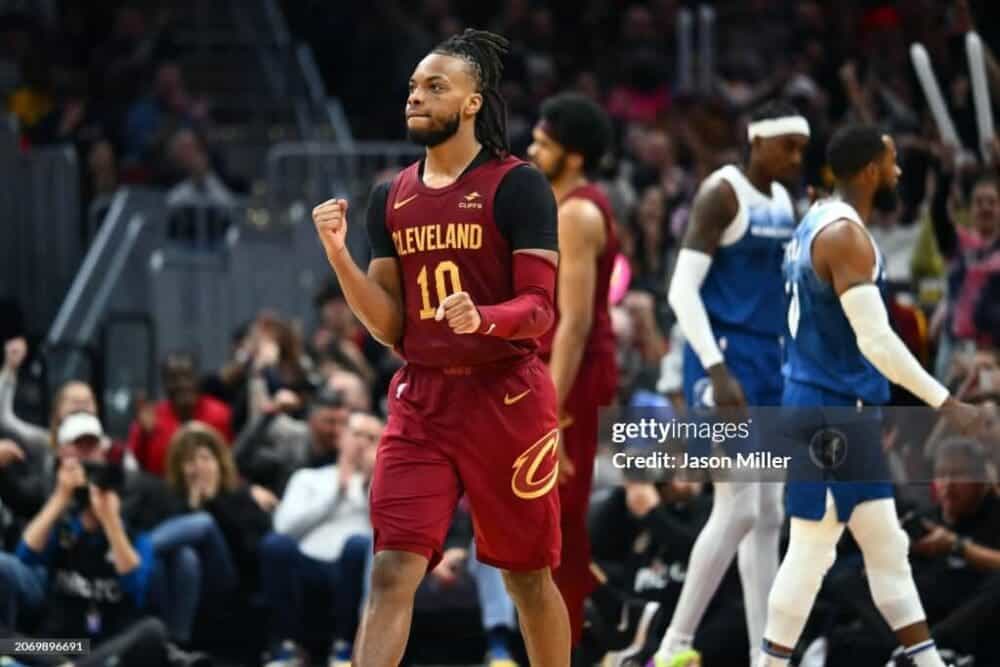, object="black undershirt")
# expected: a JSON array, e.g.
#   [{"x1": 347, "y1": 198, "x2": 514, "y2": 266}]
[{"x1": 365, "y1": 149, "x2": 558, "y2": 259}]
